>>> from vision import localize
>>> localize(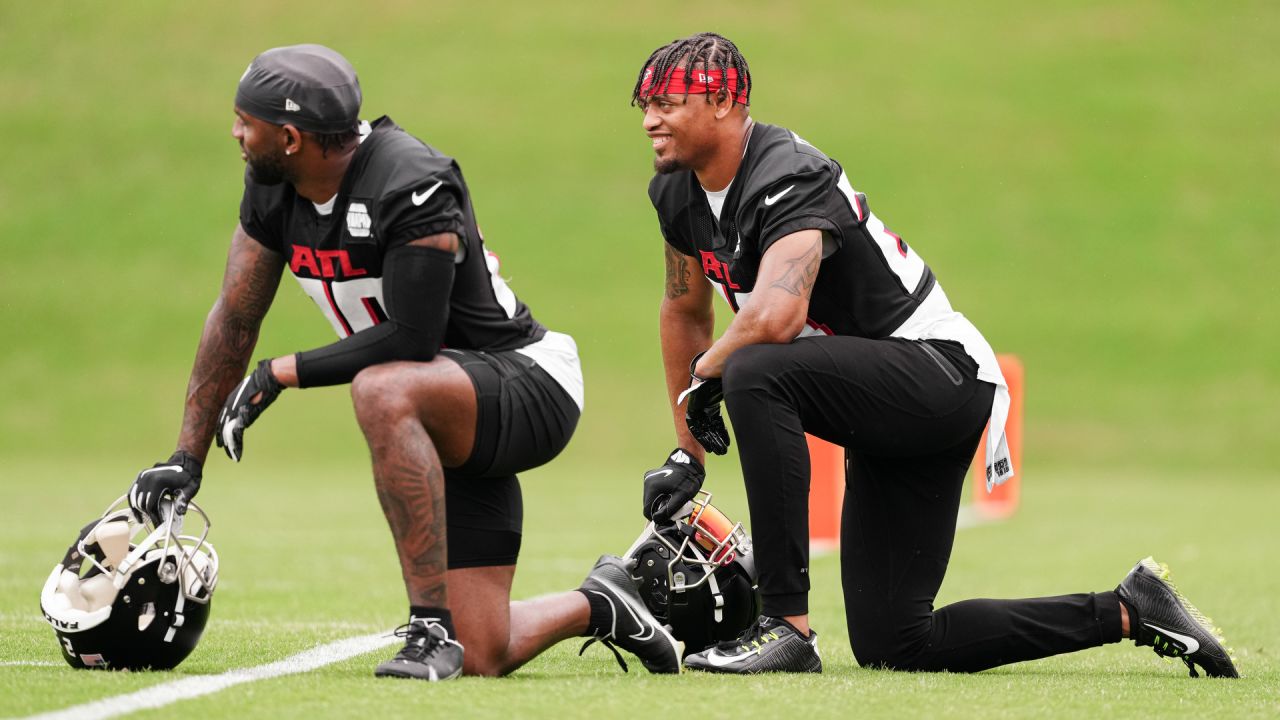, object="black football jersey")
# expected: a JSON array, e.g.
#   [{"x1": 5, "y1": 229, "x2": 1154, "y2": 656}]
[
  {"x1": 240, "y1": 116, "x2": 545, "y2": 352},
  {"x1": 649, "y1": 122, "x2": 936, "y2": 339}
]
